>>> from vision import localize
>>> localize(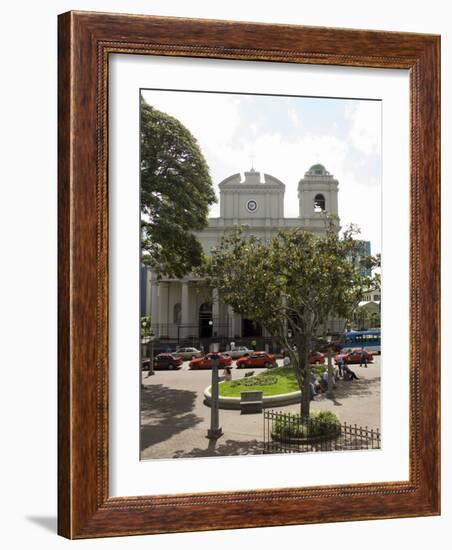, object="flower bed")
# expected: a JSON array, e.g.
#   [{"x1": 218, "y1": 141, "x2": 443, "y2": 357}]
[
  {"x1": 219, "y1": 366, "x2": 324, "y2": 398},
  {"x1": 204, "y1": 367, "x2": 326, "y2": 410}
]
